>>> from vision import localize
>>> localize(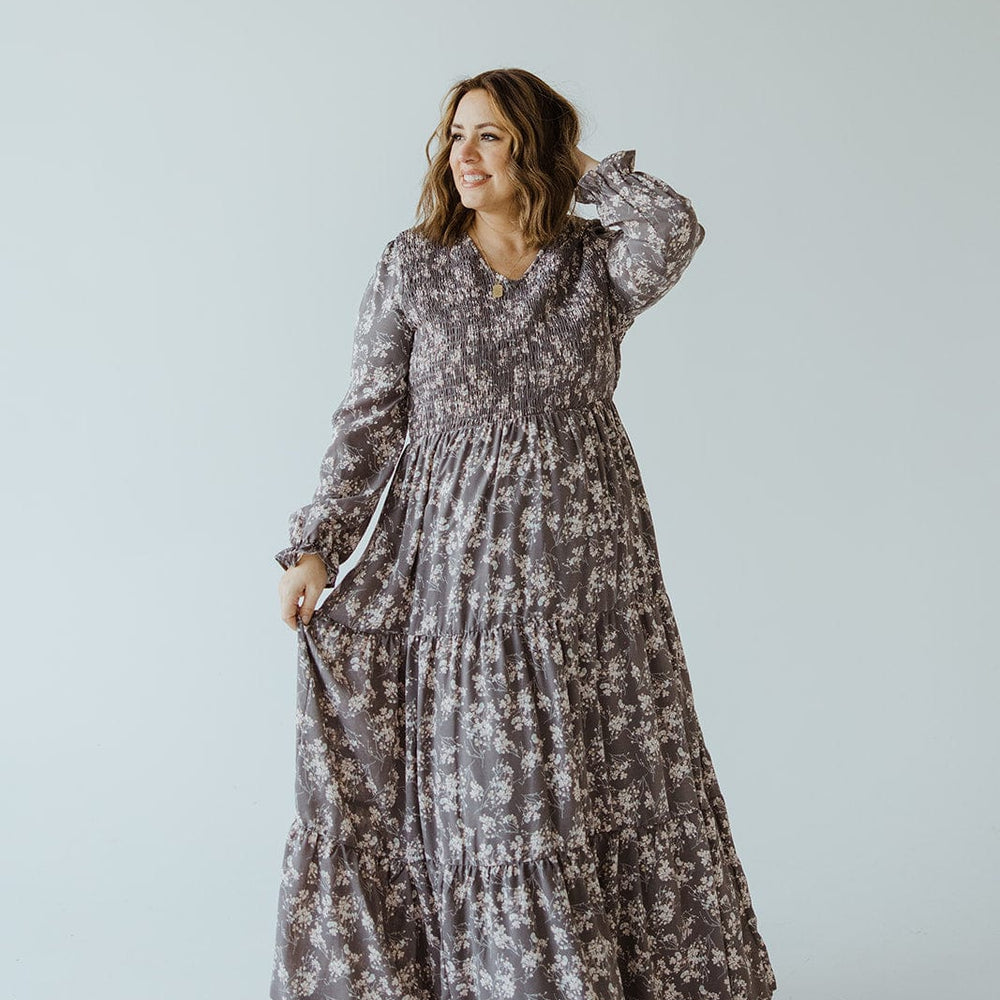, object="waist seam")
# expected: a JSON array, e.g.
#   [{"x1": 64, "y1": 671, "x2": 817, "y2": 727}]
[{"x1": 405, "y1": 398, "x2": 616, "y2": 439}]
